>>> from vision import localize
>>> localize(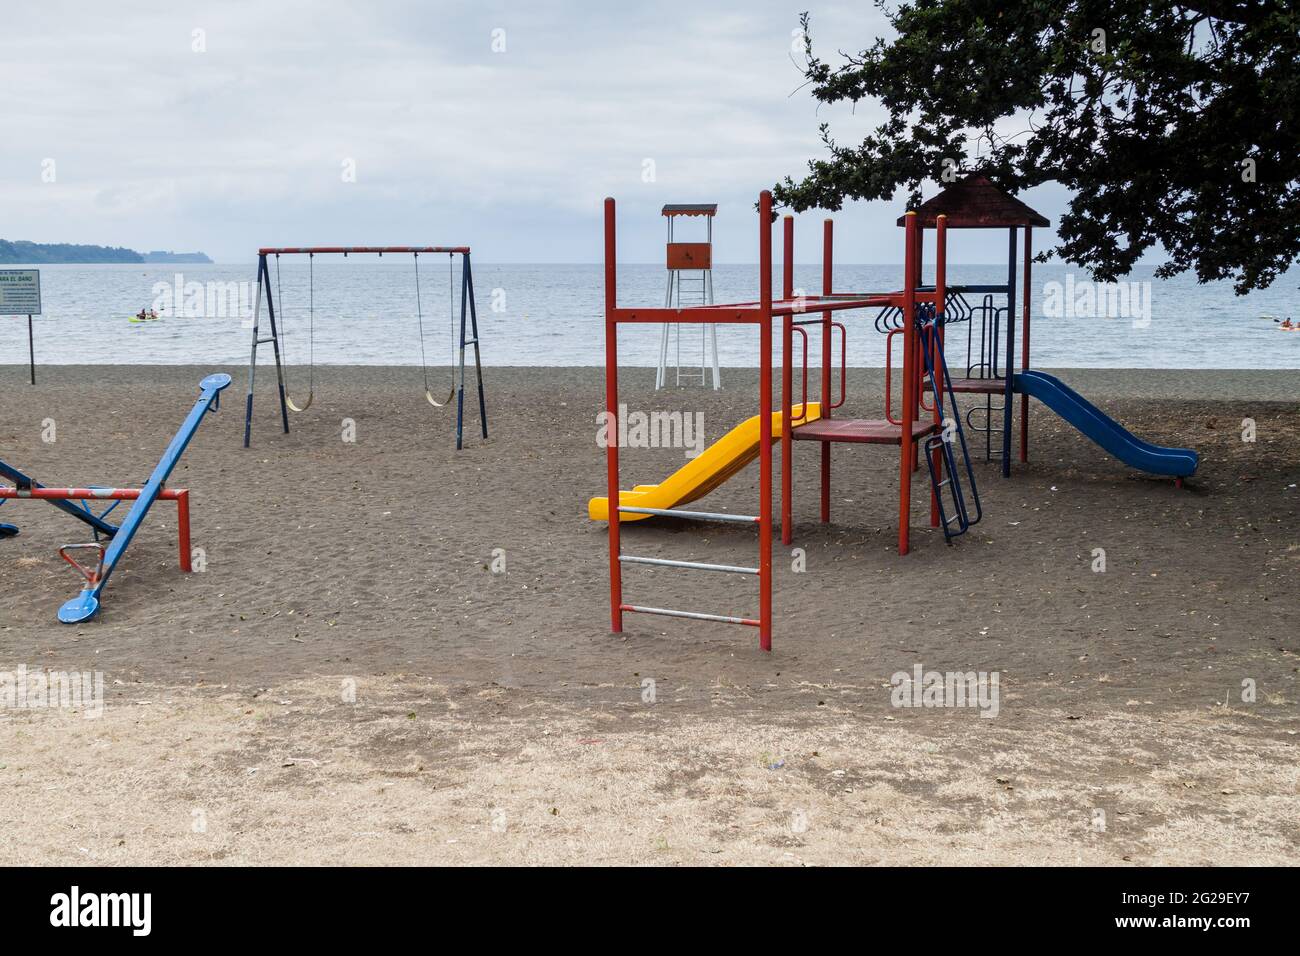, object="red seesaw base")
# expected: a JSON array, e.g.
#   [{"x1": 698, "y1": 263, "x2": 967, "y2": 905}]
[{"x1": 0, "y1": 487, "x2": 192, "y2": 572}]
